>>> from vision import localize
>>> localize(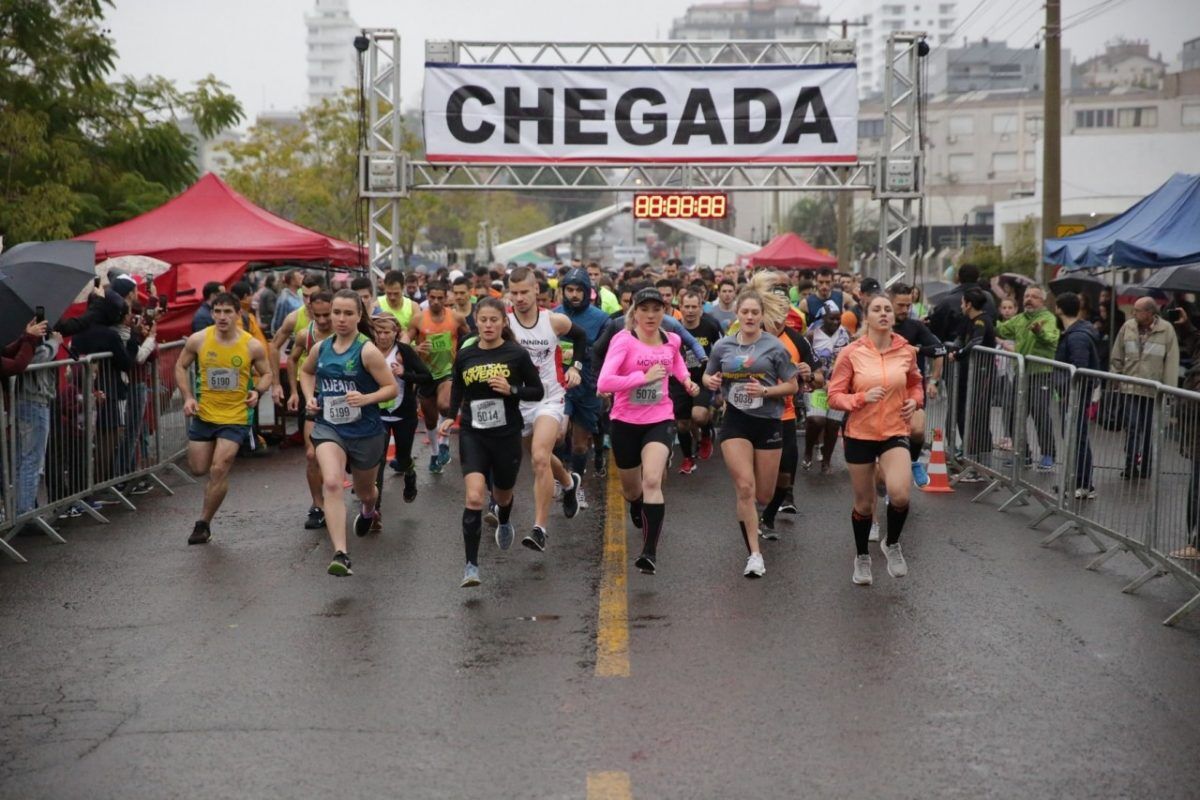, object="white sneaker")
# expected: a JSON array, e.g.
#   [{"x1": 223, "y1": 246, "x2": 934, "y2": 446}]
[
  {"x1": 881, "y1": 543, "x2": 908, "y2": 577},
  {"x1": 576, "y1": 486, "x2": 589, "y2": 510},
  {"x1": 868, "y1": 520, "x2": 881, "y2": 542},
  {"x1": 852, "y1": 554, "x2": 873, "y2": 585},
  {"x1": 743, "y1": 552, "x2": 766, "y2": 578}
]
